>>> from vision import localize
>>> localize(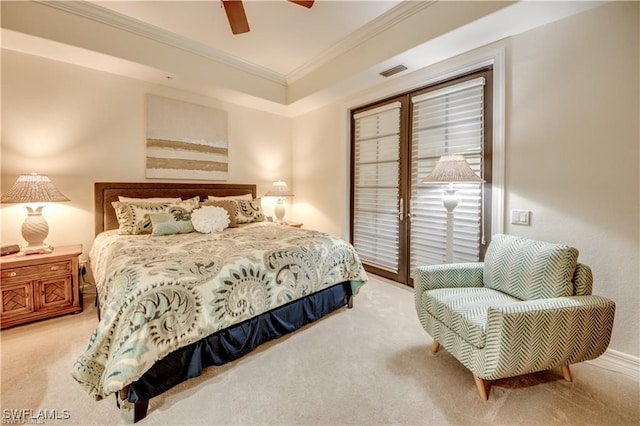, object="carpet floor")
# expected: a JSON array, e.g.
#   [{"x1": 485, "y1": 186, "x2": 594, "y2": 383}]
[{"x1": 1, "y1": 275, "x2": 638, "y2": 425}]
